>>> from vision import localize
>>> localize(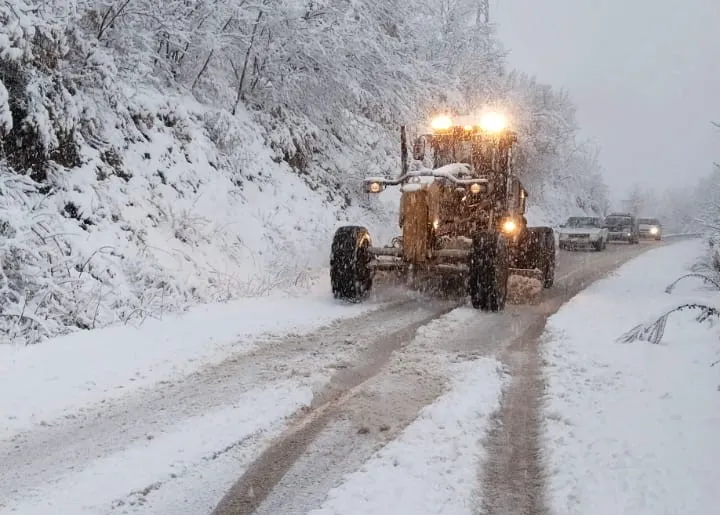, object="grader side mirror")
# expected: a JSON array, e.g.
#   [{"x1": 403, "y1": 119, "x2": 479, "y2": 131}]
[{"x1": 413, "y1": 136, "x2": 426, "y2": 160}]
